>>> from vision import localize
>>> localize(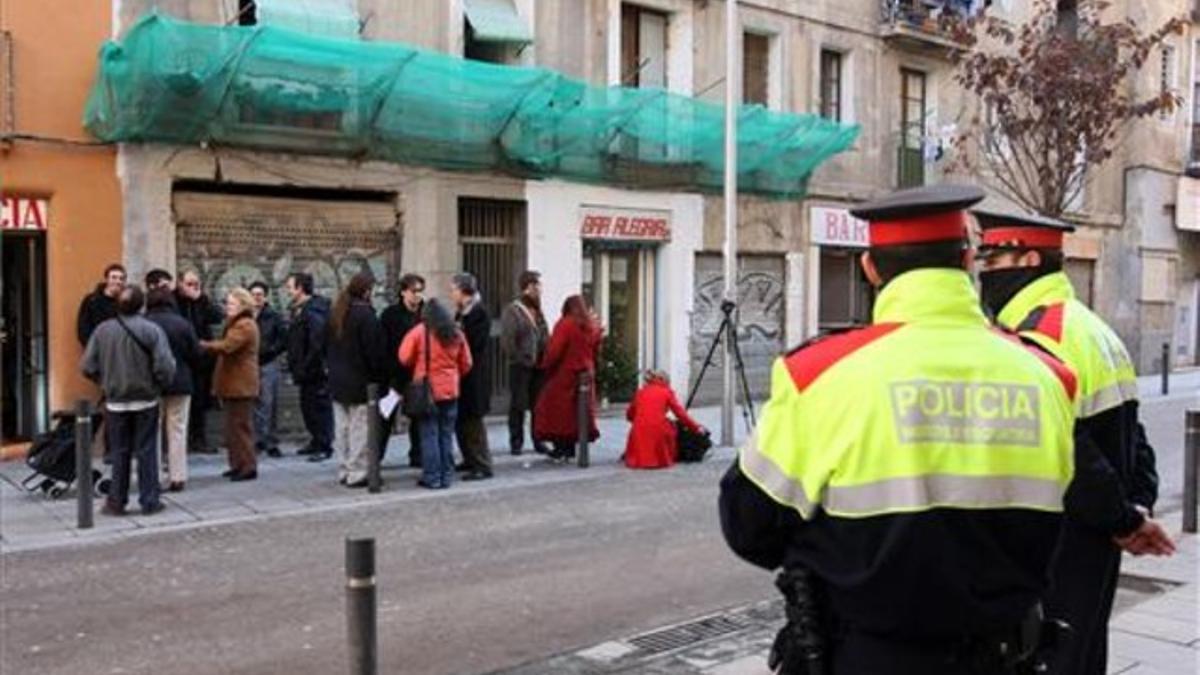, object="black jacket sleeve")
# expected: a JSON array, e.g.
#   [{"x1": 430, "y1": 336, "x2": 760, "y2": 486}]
[
  {"x1": 1129, "y1": 419, "x2": 1159, "y2": 513},
  {"x1": 304, "y1": 310, "x2": 328, "y2": 382},
  {"x1": 1064, "y1": 420, "x2": 1144, "y2": 537},
  {"x1": 718, "y1": 462, "x2": 799, "y2": 571},
  {"x1": 76, "y1": 295, "x2": 96, "y2": 347},
  {"x1": 358, "y1": 311, "x2": 388, "y2": 384}
]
